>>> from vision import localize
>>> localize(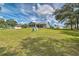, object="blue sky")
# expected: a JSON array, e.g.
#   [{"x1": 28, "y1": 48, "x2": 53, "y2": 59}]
[{"x1": 0, "y1": 3, "x2": 64, "y2": 27}]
